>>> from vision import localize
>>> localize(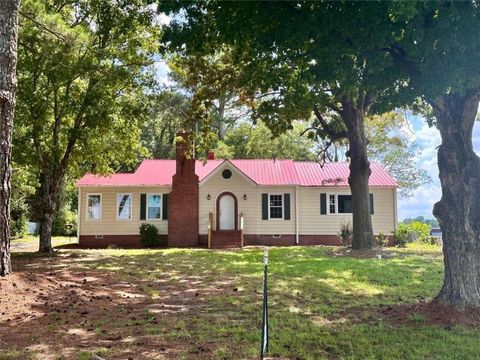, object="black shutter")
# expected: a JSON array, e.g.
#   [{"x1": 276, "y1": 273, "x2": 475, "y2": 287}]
[
  {"x1": 284, "y1": 193, "x2": 291, "y2": 220},
  {"x1": 140, "y1": 194, "x2": 146, "y2": 220},
  {"x1": 320, "y1": 193, "x2": 327, "y2": 215},
  {"x1": 262, "y1": 193, "x2": 269, "y2": 220},
  {"x1": 369, "y1": 193, "x2": 374, "y2": 215},
  {"x1": 162, "y1": 193, "x2": 168, "y2": 220}
]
